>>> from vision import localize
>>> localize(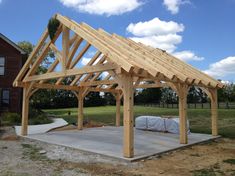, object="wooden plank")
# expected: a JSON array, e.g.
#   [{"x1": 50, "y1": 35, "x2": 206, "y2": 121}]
[
  {"x1": 120, "y1": 73, "x2": 134, "y2": 158},
  {"x1": 13, "y1": 29, "x2": 49, "y2": 86},
  {"x1": 49, "y1": 43, "x2": 62, "y2": 62},
  {"x1": 210, "y1": 89, "x2": 218, "y2": 136},
  {"x1": 135, "y1": 83, "x2": 168, "y2": 89},
  {"x1": 39, "y1": 58, "x2": 60, "y2": 84},
  {"x1": 88, "y1": 87, "x2": 120, "y2": 93},
  {"x1": 62, "y1": 25, "x2": 70, "y2": 71},
  {"x1": 116, "y1": 93, "x2": 121, "y2": 127},
  {"x1": 66, "y1": 37, "x2": 83, "y2": 68},
  {"x1": 55, "y1": 38, "x2": 85, "y2": 85},
  {"x1": 21, "y1": 87, "x2": 29, "y2": 136},
  {"x1": 55, "y1": 14, "x2": 133, "y2": 72},
  {"x1": 17, "y1": 82, "x2": 79, "y2": 91},
  {"x1": 70, "y1": 42, "x2": 91, "y2": 69},
  {"x1": 70, "y1": 51, "x2": 102, "y2": 86},
  {"x1": 112, "y1": 33, "x2": 192, "y2": 84},
  {"x1": 69, "y1": 33, "x2": 78, "y2": 46},
  {"x1": 176, "y1": 83, "x2": 188, "y2": 144},
  {"x1": 78, "y1": 90, "x2": 84, "y2": 130},
  {"x1": 136, "y1": 40, "x2": 222, "y2": 88},
  {"x1": 79, "y1": 80, "x2": 116, "y2": 87},
  {"x1": 23, "y1": 26, "x2": 62, "y2": 80},
  {"x1": 24, "y1": 63, "x2": 117, "y2": 82}
]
